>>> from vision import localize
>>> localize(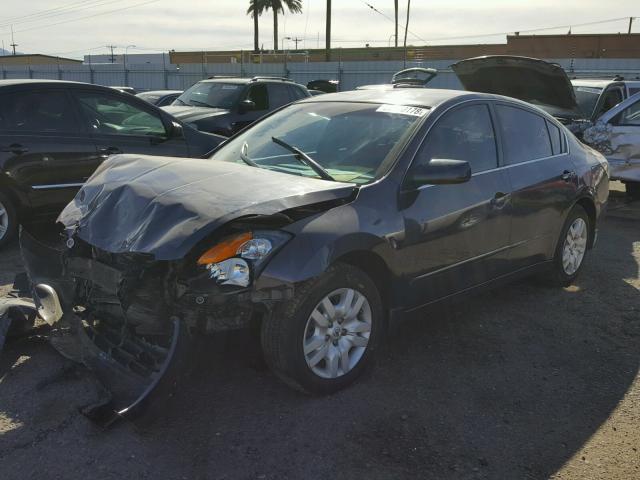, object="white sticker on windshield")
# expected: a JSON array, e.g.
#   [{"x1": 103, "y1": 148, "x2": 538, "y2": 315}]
[
  {"x1": 376, "y1": 104, "x2": 428, "y2": 117},
  {"x1": 222, "y1": 85, "x2": 239, "y2": 90}
]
